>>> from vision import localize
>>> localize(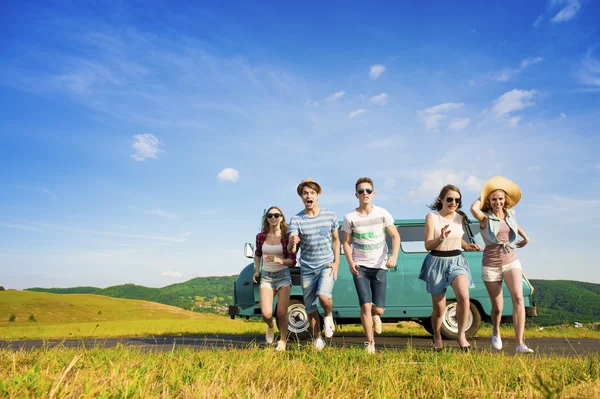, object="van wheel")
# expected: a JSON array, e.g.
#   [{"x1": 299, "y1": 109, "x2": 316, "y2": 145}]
[
  {"x1": 440, "y1": 302, "x2": 482, "y2": 339},
  {"x1": 278, "y1": 299, "x2": 311, "y2": 340}
]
